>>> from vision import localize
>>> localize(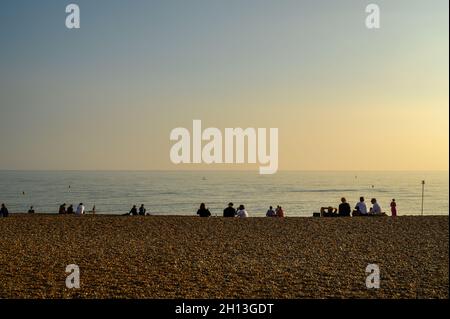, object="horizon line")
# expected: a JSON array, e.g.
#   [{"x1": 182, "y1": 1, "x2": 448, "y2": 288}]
[{"x1": 0, "y1": 169, "x2": 448, "y2": 172}]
